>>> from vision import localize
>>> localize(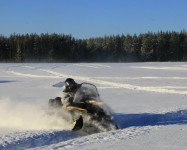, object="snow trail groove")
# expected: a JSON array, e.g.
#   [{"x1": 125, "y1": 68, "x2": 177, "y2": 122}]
[{"x1": 7, "y1": 64, "x2": 187, "y2": 95}]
